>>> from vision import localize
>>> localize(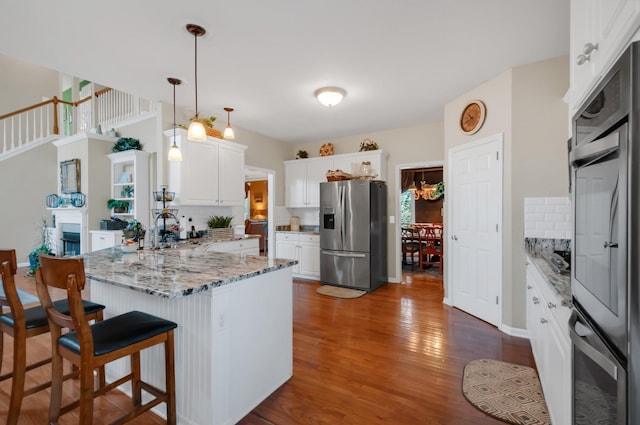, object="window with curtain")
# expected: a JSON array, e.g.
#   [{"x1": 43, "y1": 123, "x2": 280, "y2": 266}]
[{"x1": 400, "y1": 191, "x2": 415, "y2": 224}]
